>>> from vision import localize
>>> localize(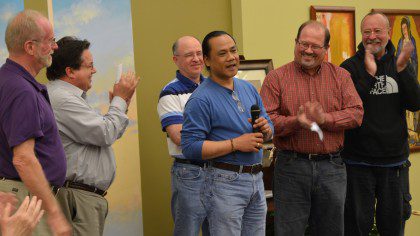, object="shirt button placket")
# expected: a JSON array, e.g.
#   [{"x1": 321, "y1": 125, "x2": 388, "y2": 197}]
[{"x1": 310, "y1": 77, "x2": 315, "y2": 101}]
